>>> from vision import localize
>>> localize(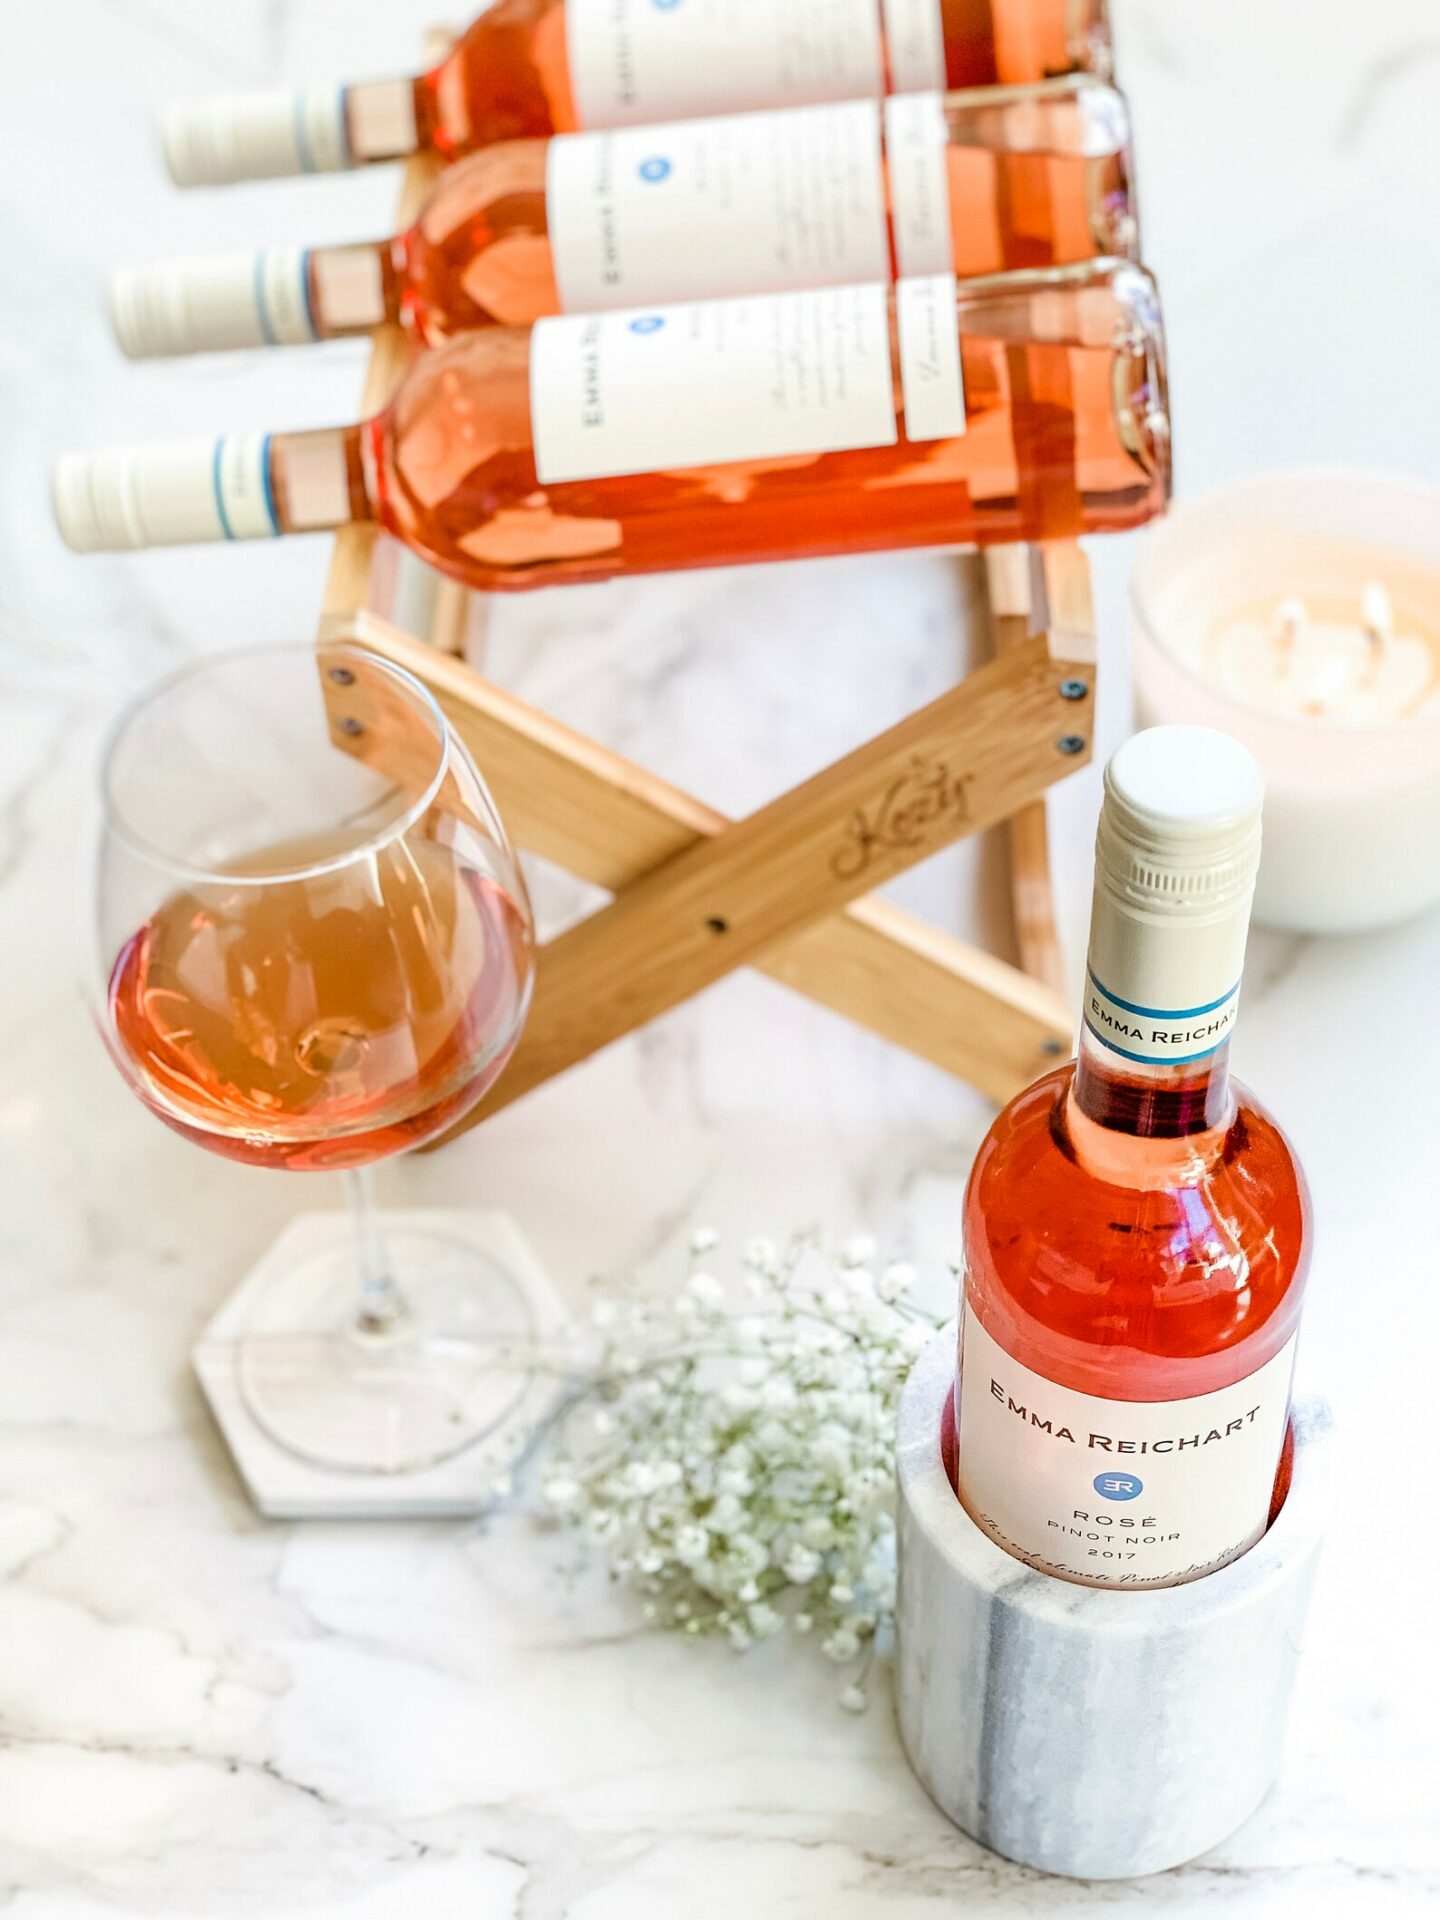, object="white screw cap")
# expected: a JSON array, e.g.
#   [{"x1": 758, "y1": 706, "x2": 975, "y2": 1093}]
[
  {"x1": 161, "y1": 85, "x2": 349, "y2": 186},
  {"x1": 53, "y1": 438, "x2": 277, "y2": 552},
  {"x1": 110, "y1": 250, "x2": 315, "y2": 358}
]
